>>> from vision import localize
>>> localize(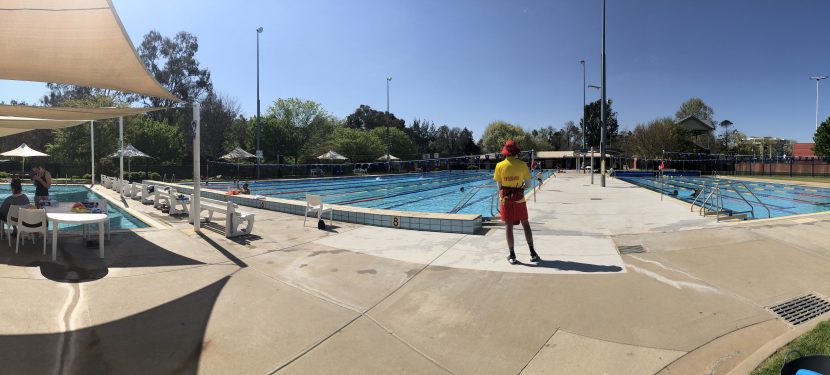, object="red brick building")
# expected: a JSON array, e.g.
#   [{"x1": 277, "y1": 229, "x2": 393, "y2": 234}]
[{"x1": 793, "y1": 143, "x2": 815, "y2": 158}]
